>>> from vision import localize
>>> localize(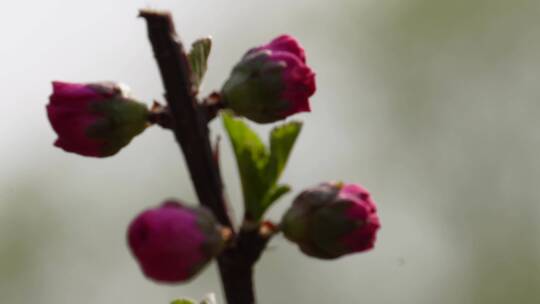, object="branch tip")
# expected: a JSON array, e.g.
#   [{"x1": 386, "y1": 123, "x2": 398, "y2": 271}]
[{"x1": 138, "y1": 8, "x2": 170, "y2": 19}]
